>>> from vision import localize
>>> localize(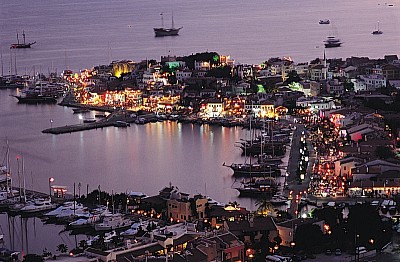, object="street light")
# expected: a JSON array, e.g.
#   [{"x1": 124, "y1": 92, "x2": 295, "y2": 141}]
[
  {"x1": 49, "y1": 177, "x2": 55, "y2": 197},
  {"x1": 290, "y1": 241, "x2": 296, "y2": 255}
]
